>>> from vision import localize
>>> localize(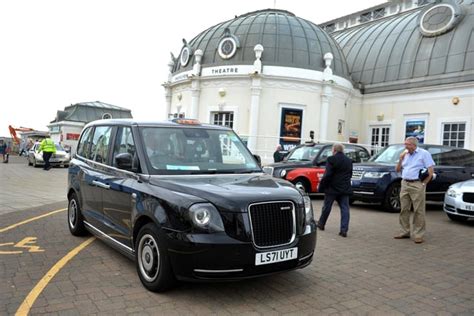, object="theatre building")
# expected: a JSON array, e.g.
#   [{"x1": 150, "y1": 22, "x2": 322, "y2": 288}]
[{"x1": 164, "y1": 0, "x2": 473, "y2": 161}]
